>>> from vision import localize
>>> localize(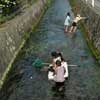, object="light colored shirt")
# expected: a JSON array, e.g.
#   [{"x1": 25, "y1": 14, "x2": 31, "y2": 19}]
[
  {"x1": 61, "y1": 61, "x2": 68, "y2": 78},
  {"x1": 53, "y1": 57, "x2": 61, "y2": 63},
  {"x1": 48, "y1": 71, "x2": 54, "y2": 80},
  {"x1": 64, "y1": 16, "x2": 71, "y2": 26},
  {"x1": 54, "y1": 66, "x2": 65, "y2": 82}
]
